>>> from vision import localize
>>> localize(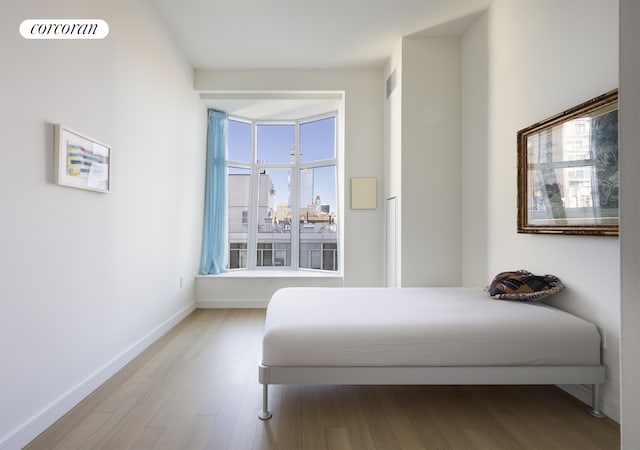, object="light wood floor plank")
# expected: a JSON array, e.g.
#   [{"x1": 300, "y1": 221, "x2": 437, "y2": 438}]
[
  {"x1": 25, "y1": 309, "x2": 620, "y2": 450},
  {"x1": 332, "y1": 387, "x2": 378, "y2": 450},
  {"x1": 324, "y1": 427, "x2": 352, "y2": 450}
]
